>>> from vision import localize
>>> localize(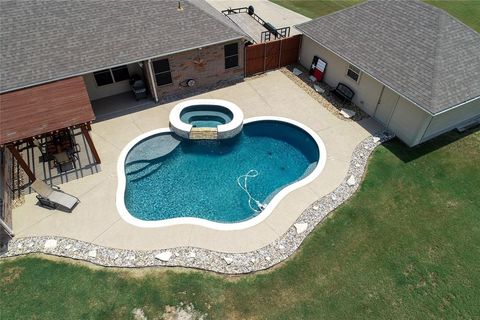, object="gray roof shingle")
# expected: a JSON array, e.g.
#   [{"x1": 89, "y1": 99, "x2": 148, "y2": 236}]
[
  {"x1": 0, "y1": 0, "x2": 245, "y2": 93},
  {"x1": 295, "y1": 0, "x2": 480, "y2": 114}
]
